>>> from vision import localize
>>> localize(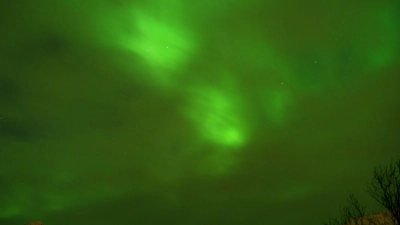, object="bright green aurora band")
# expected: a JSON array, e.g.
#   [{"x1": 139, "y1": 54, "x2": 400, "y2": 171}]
[{"x1": 0, "y1": 0, "x2": 399, "y2": 224}]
